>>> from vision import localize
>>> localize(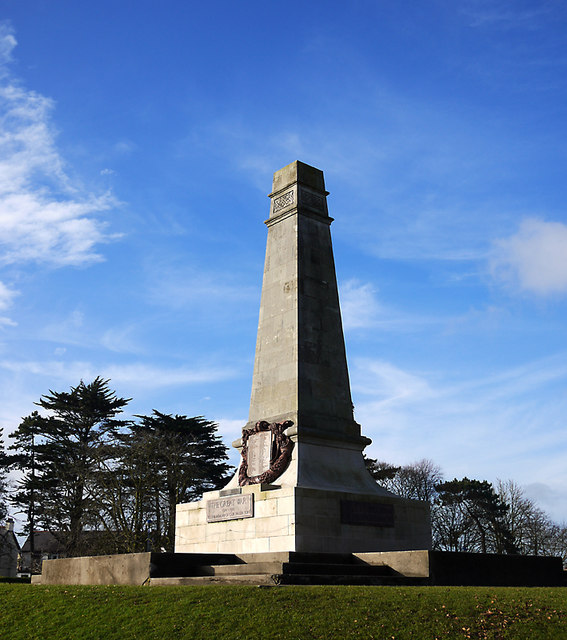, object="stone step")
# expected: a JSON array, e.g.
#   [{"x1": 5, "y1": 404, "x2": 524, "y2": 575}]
[
  {"x1": 274, "y1": 574, "x2": 430, "y2": 586},
  {"x1": 234, "y1": 552, "x2": 354, "y2": 565},
  {"x1": 287, "y1": 552, "x2": 355, "y2": 565},
  {"x1": 150, "y1": 552, "x2": 241, "y2": 578},
  {"x1": 282, "y1": 562, "x2": 395, "y2": 576},
  {"x1": 196, "y1": 561, "x2": 394, "y2": 577},
  {"x1": 201, "y1": 562, "x2": 283, "y2": 576},
  {"x1": 150, "y1": 574, "x2": 277, "y2": 586},
  {"x1": 149, "y1": 573, "x2": 429, "y2": 587}
]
